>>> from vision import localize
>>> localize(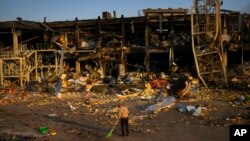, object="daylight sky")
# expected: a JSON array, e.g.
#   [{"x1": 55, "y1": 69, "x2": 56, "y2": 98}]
[{"x1": 0, "y1": 0, "x2": 249, "y2": 22}]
